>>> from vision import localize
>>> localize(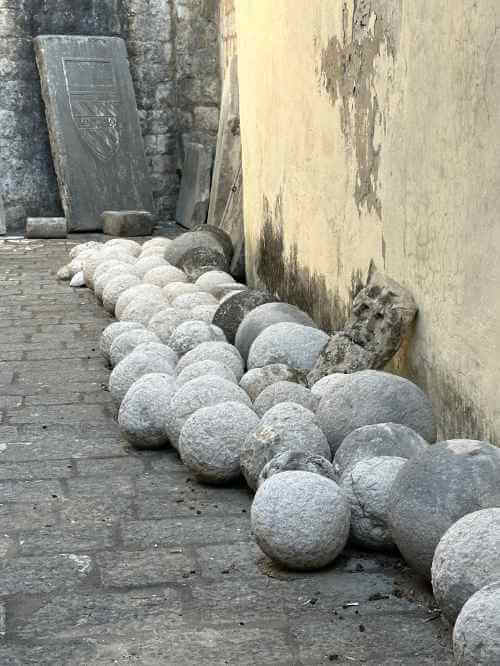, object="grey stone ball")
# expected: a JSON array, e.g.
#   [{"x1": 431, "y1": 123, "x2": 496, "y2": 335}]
[
  {"x1": 257, "y1": 451, "x2": 337, "y2": 488},
  {"x1": 177, "y1": 246, "x2": 229, "y2": 281},
  {"x1": 104, "y1": 238, "x2": 141, "y2": 257},
  {"x1": 431, "y1": 508, "x2": 500, "y2": 623},
  {"x1": 310, "y1": 373, "x2": 346, "y2": 396},
  {"x1": 195, "y1": 270, "x2": 235, "y2": 292},
  {"x1": 171, "y1": 292, "x2": 218, "y2": 310},
  {"x1": 239, "y1": 364, "x2": 307, "y2": 402},
  {"x1": 333, "y1": 422, "x2": 429, "y2": 477},
  {"x1": 109, "y1": 347, "x2": 176, "y2": 407},
  {"x1": 212, "y1": 289, "x2": 276, "y2": 344},
  {"x1": 316, "y1": 370, "x2": 437, "y2": 454},
  {"x1": 165, "y1": 375, "x2": 252, "y2": 448},
  {"x1": 168, "y1": 320, "x2": 226, "y2": 356},
  {"x1": 210, "y1": 283, "x2": 247, "y2": 301},
  {"x1": 147, "y1": 307, "x2": 192, "y2": 344},
  {"x1": 251, "y1": 471, "x2": 350, "y2": 570},
  {"x1": 176, "y1": 341, "x2": 245, "y2": 381},
  {"x1": 118, "y1": 373, "x2": 177, "y2": 449},
  {"x1": 143, "y1": 265, "x2": 187, "y2": 287},
  {"x1": 99, "y1": 321, "x2": 145, "y2": 363},
  {"x1": 247, "y1": 323, "x2": 329, "y2": 372},
  {"x1": 191, "y1": 224, "x2": 234, "y2": 263},
  {"x1": 109, "y1": 329, "x2": 161, "y2": 367},
  {"x1": 133, "y1": 342, "x2": 178, "y2": 369},
  {"x1": 115, "y1": 284, "x2": 164, "y2": 319},
  {"x1": 453, "y1": 582, "x2": 500, "y2": 665},
  {"x1": 235, "y1": 302, "x2": 318, "y2": 361},
  {"x1": 178, "y1": 402, "x2": 259, "y2": 484},
  {"x1": 388, "y1": 439, "x2": 500, "y2": 580},
  {"x1": 102, "y1": 274, "x2": 142, "y2": 314},
  {"x1": 340, "y1": 456, "x2": 407, "y2": 550},
  {"x1": 176, "y1": 360, "x2": 238, "y2": 387},
  {"x1": 241, "y1": 402, "x2": 331, "y2": 490},
  {"x1": 190, "y1": 304, "x2": 218, "y2": 323},
  {"x1": 120, "y1": 295, "x2": 167, "y2": 326},
  {"x1": 134, "y1": 255, "x2": 168, "y2": 278},
  {"x1": 253, "y1": 381, "x2": 320, "y2": 417},
  {"x1": 163, "y1": 282, "x2": 203, "y2": 303},
  {"x1": 165, "y1": 231, "x2": 229, "y2": 266}
]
